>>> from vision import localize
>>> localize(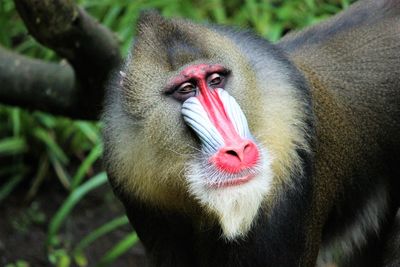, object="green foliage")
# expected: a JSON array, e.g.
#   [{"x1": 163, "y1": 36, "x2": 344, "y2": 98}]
[
  {"x1": 0, "y1": 0, "x2": 355, "y2": 266},
  {"x1": 73, "y1": 215, "x2": 129, "y2": 255},
  {"x1": 10, "y1": 201, "x2": 46, "y2": 234},
  {"x1": 48, "y1": 249, "x2": 72, "y2": 267},
  {"x1": 47, "y1": 172, "x2": 108, "y2": 247},
  {"x1": 96, "y1": 232, "x2": 139, "y2": 267},
  {"x1": 5, "y1": 260, "x2": 30, "y2": 267}
]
